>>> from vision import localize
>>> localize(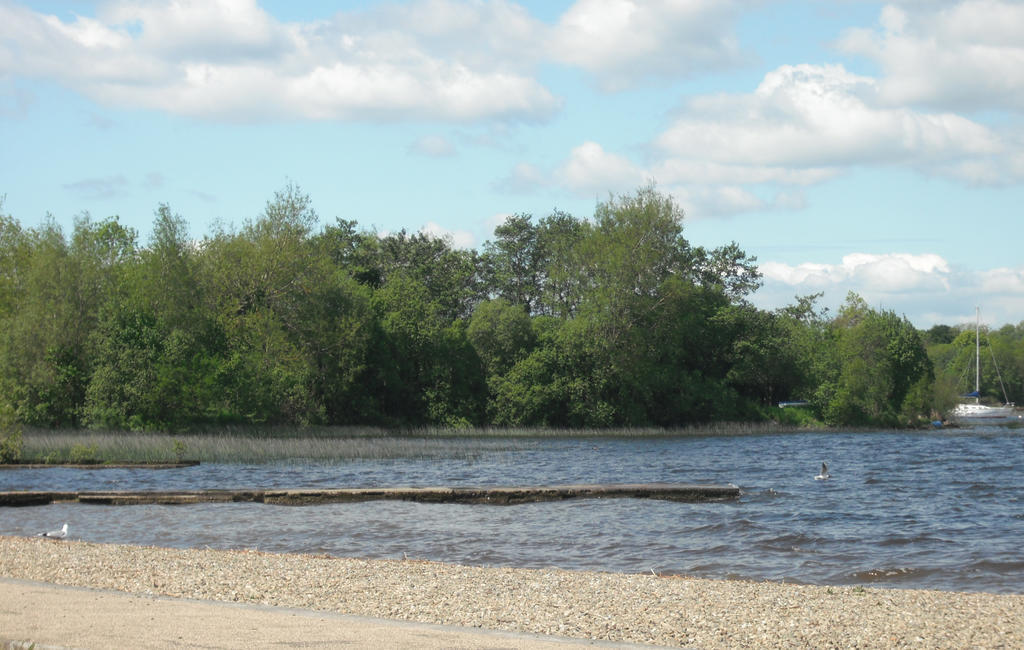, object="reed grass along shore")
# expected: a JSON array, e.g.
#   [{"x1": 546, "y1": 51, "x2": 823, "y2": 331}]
[
  {"x1": 9, "y1": 423, "x2": 822, "y2": 465},
  {"x1": 1, "y1": 536, "x2": 1020, "y2": 648}
]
